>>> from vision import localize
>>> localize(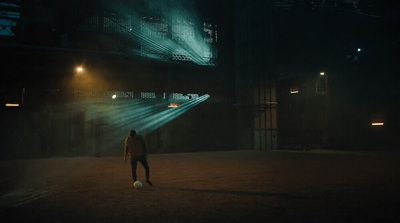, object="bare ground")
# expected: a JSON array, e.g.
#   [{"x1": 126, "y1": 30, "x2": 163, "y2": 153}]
[{"x1": 1, "y1": 150, "x2": 399, "y2": 222}]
